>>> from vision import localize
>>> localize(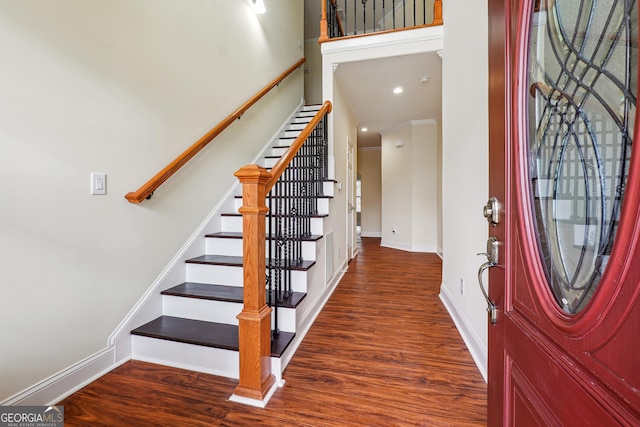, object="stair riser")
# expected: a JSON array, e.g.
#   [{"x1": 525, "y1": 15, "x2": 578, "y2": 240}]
[
  {"x1": 280, "y1": 130, "x2": 301, "y2": 138},
  {"x1": 233, "y1": 197, "x2": 330, "y2": 216},
  {"x1": 206, "y1": 237, "x2": 317, "y2": 260},
  {"x1": 286, "y1": 124, "x2": 307, "y2": 131},
  {"x1": 185, "y1": 263, "x2": 310, "y2": 292},
  {"x1": 132, "y1": 335, "x2": 239, "y2": 379},
  {"x1": 221, "y1": 215, "x2": 325, "y2": 235},
  {"x1": 162, "y1": 296, "x2": 298, "y2": 333},
  {"x1": 132, "y1": 336, "x2": 286, "y2": 381}
]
